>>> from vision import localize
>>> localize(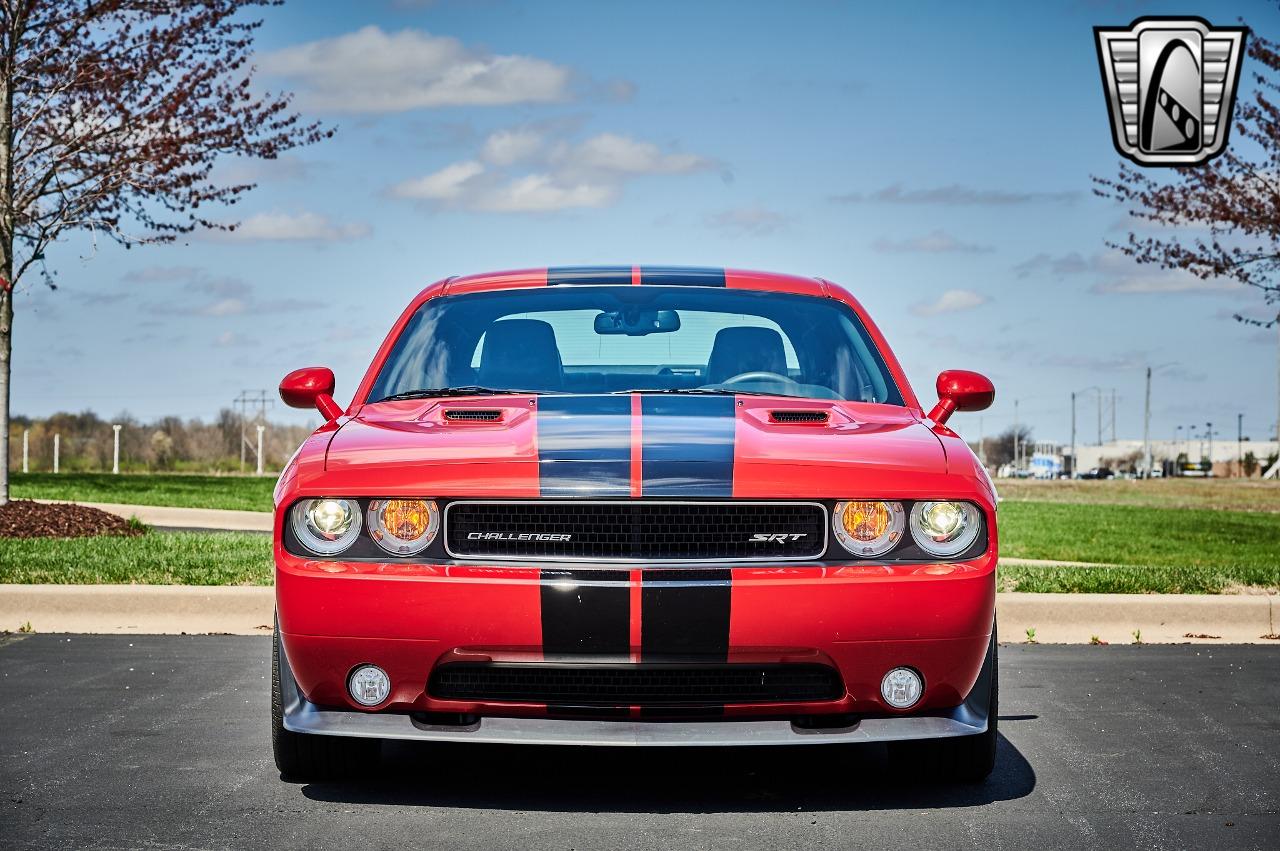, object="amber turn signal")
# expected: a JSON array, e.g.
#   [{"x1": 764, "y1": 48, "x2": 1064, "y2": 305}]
[
  {"x1": 367, "y1": 499, "x2": 440, "y2": 555},
  {"x1": 832, "y1": 500, "x2": 905, "y2": 557}
]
